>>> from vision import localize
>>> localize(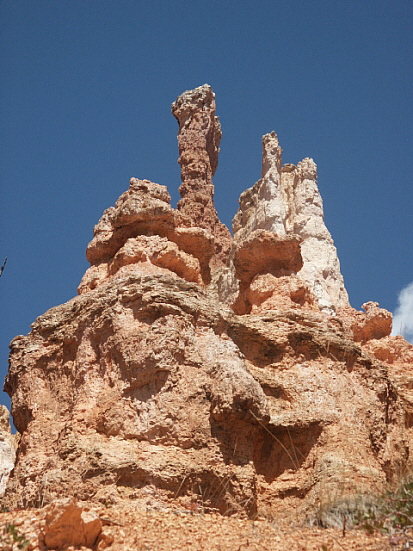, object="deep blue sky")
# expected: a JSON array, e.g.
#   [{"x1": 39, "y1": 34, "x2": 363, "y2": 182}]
[{"x1": 1, "y1": 0, "x2": 412, "y2": 409}]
